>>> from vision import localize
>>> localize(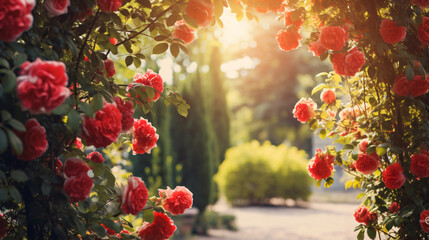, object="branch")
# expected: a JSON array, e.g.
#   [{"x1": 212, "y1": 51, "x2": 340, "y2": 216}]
[
  {"x1": 74, "y1": 9, "x2": 100, "y2": 108},
  {"x1": 115, "y1": 0, "x2": 185, "y2": 48}
]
